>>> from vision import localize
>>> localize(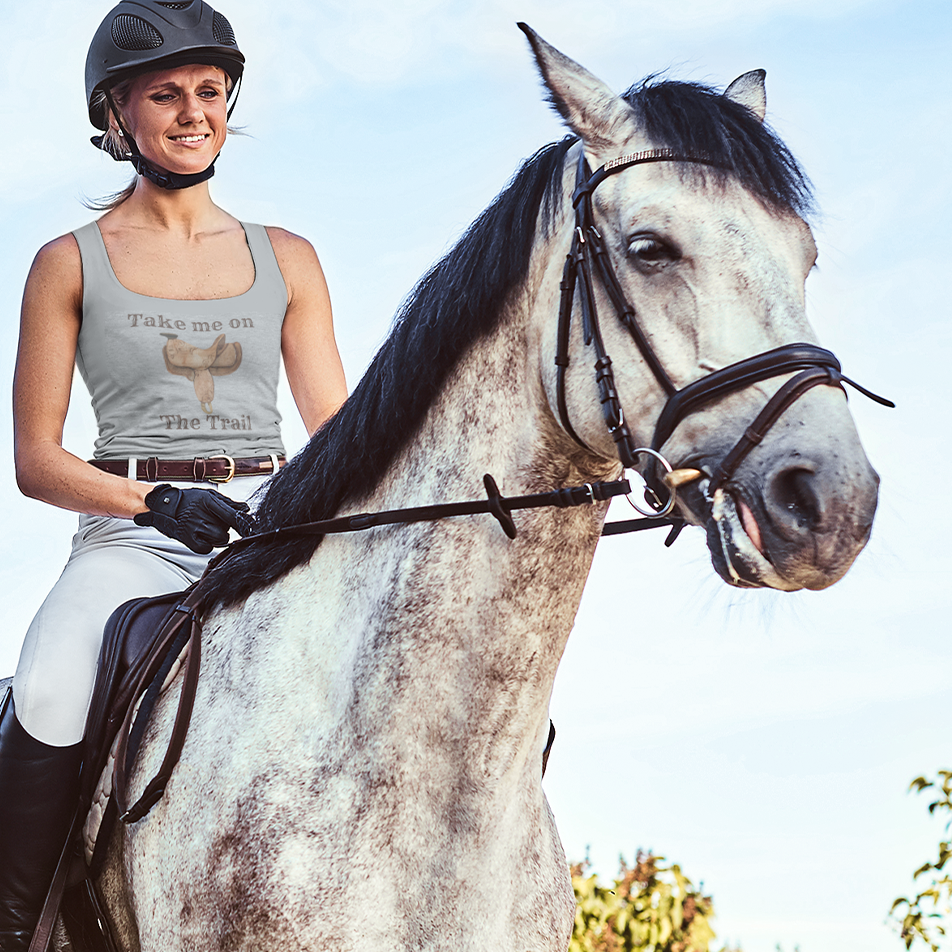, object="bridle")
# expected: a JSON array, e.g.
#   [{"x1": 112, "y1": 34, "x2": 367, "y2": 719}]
[{"x1": 555, "y1": 146, "x2": 893, "y2": 519}]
